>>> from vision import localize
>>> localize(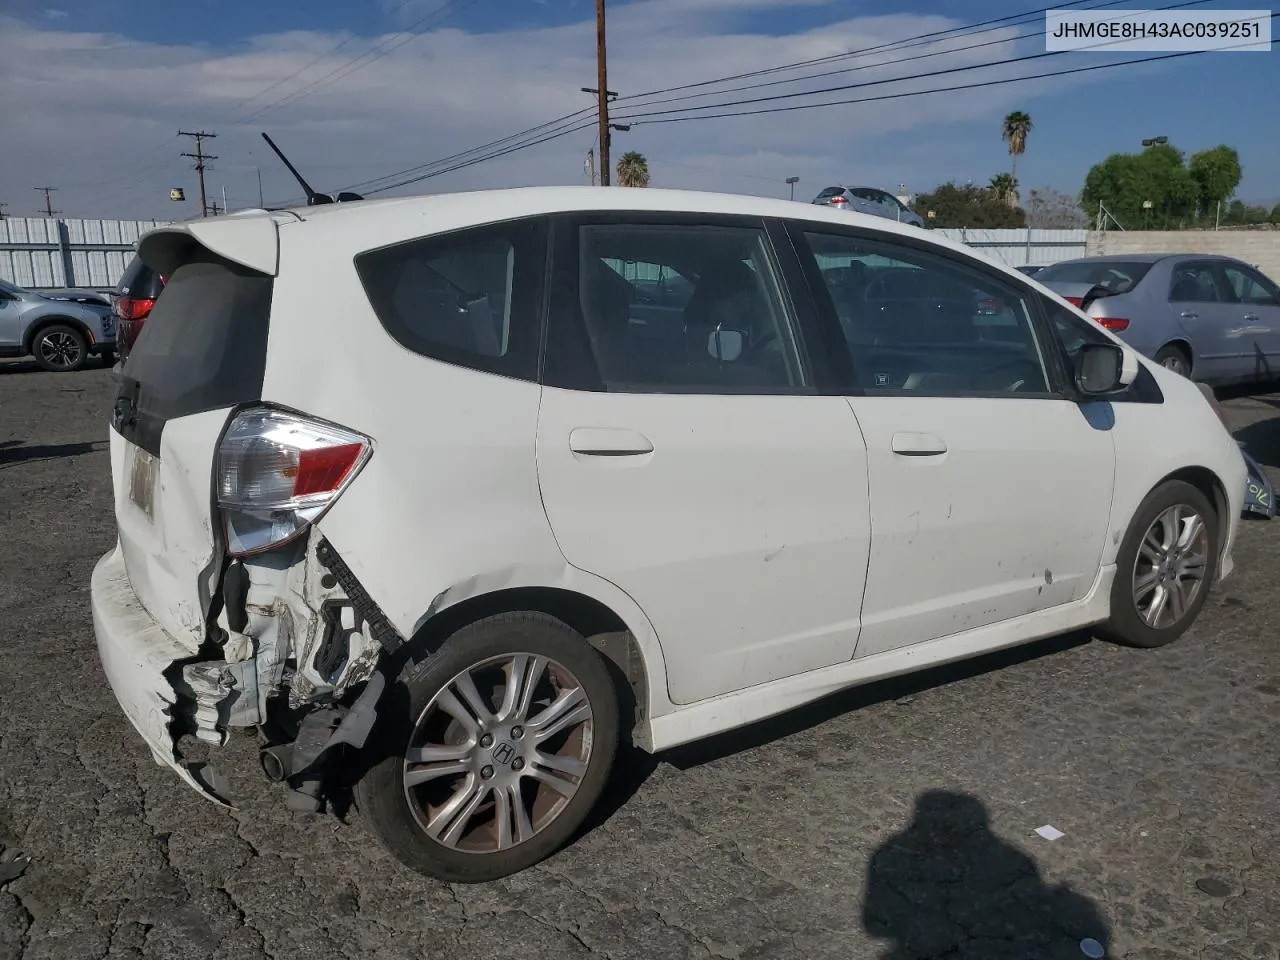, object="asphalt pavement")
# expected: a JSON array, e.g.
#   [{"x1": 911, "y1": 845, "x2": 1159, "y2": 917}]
[{"x1": 1, "y1": 360, "x2": 1277, "y2": 960}]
